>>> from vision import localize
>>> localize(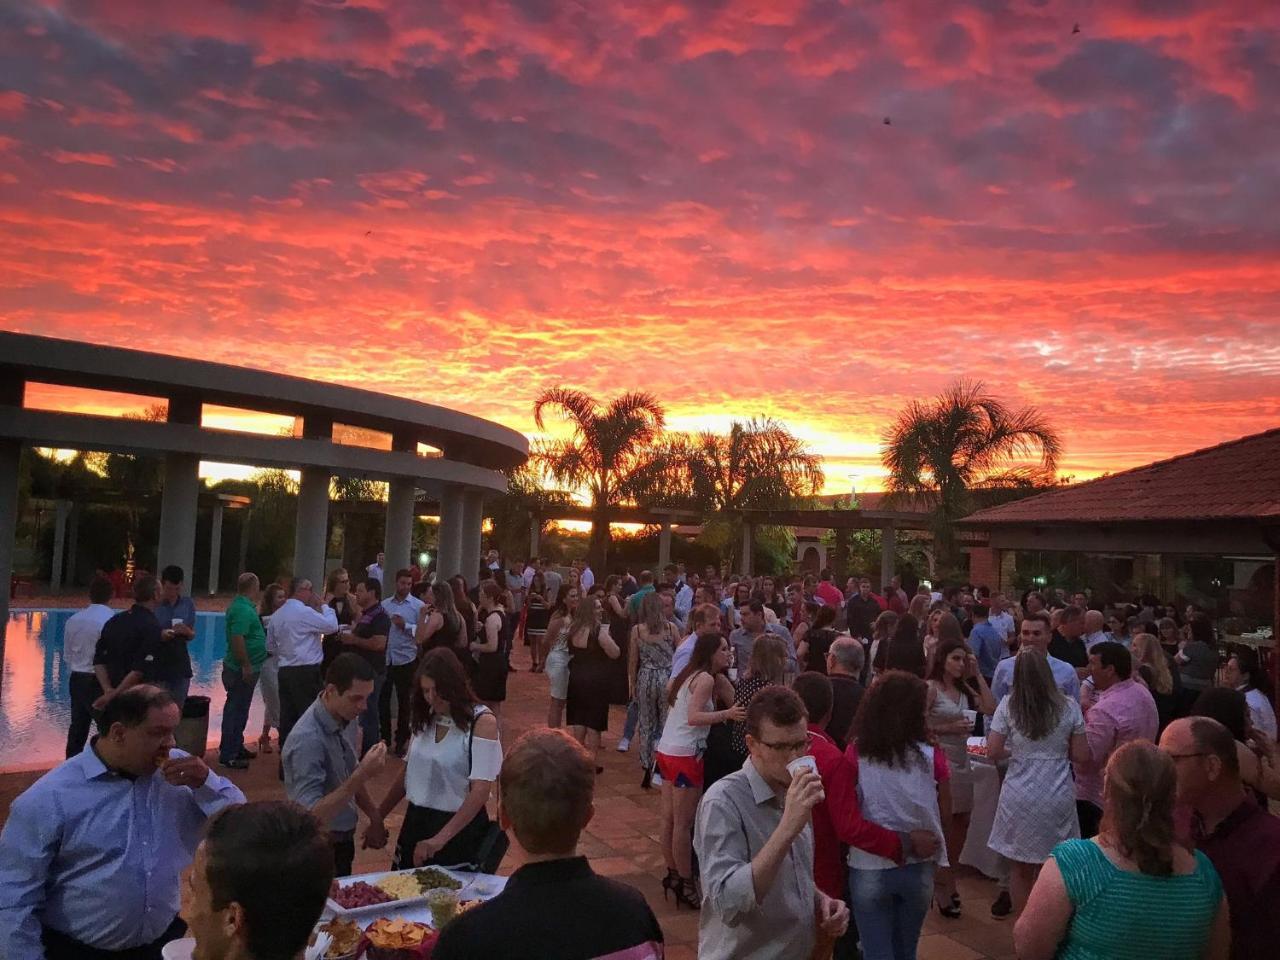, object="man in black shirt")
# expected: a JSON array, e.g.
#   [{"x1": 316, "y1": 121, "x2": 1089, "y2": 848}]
[
  {"x1": 434, "y1": 729, "x2": 662, "y2": 960},
  {"x1": 92, "y1": 575, "x2": 162, "y2": 715},
  {"x1": 824, "y1": 636, "x2": 866, "y2": 751},
  {"x1": 341, "y1": 578, "x2": 390, "y2": 757},
  {"x1": 1048, "y1": 604, "x2": 1089, "y2": 678},
  {"x1": 844, "y1": 577, "x2": 883, "y2": 640}
]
